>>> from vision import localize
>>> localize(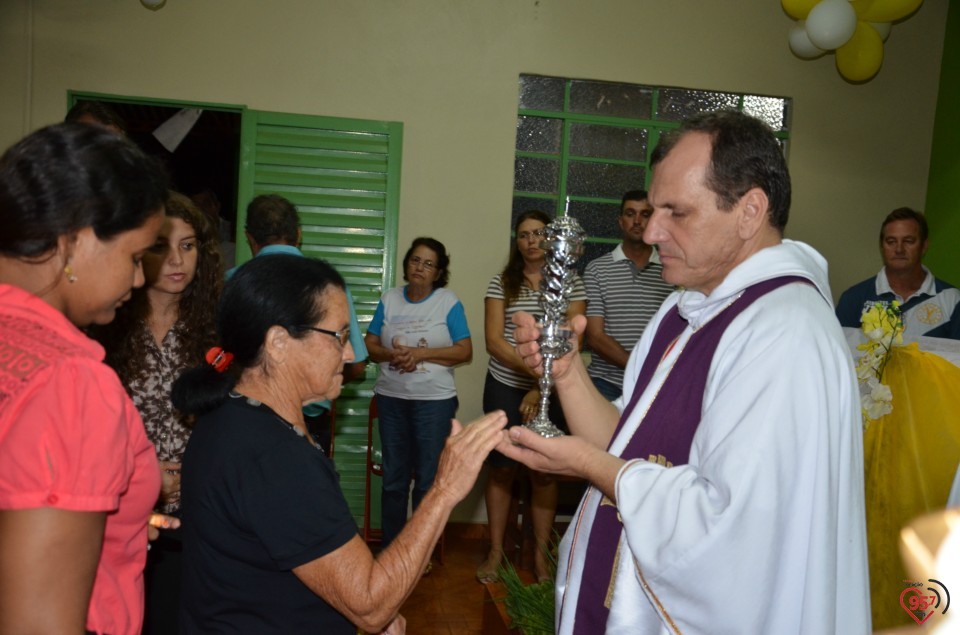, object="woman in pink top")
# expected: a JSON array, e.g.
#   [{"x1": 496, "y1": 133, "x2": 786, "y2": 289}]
[{"x1": 0, "y1": 124, "x2": 169, "y2": 634}]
